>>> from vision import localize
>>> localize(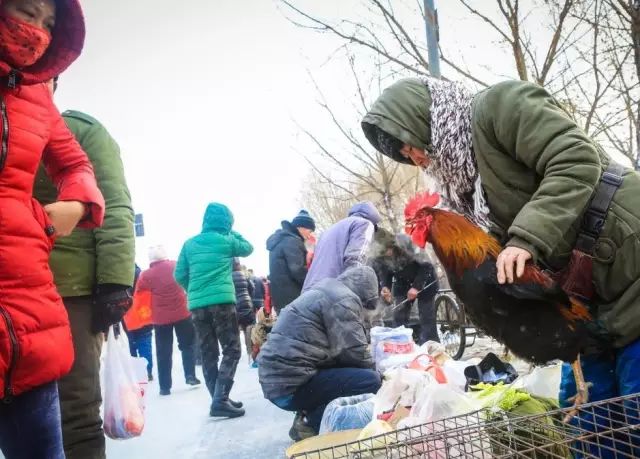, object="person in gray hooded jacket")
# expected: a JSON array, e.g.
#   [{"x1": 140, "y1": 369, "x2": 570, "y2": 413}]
[
  {"x1": 258, "y1": 266, "x2": 382, "y2": 439},
  {"x1": 302, "y1": 202, "x2": 381, "y2": 292}
]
